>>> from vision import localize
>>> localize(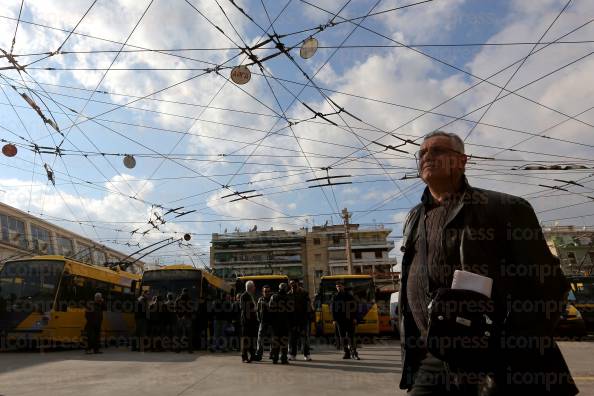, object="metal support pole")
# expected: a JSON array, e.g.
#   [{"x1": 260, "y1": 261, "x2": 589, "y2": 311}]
[{"x1": 342, "y1": 208, "x2": 353, "y2": 275}]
